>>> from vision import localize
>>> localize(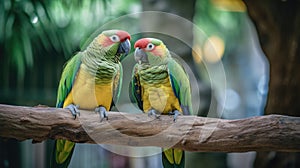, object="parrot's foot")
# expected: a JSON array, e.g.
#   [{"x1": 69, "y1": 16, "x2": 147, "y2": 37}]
[
  {"x1": 65, "y1": 104, "x2": 80, "y2": 119},
  {"x1": 95, "y1": 106, "x2": 108, "y2": 122},
  {"x1": 169, "y1": 110, "x2": 181, "y2": 122},
  {"x1": 147, "y1": 109, "x2": 160, "y2": 119}
]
